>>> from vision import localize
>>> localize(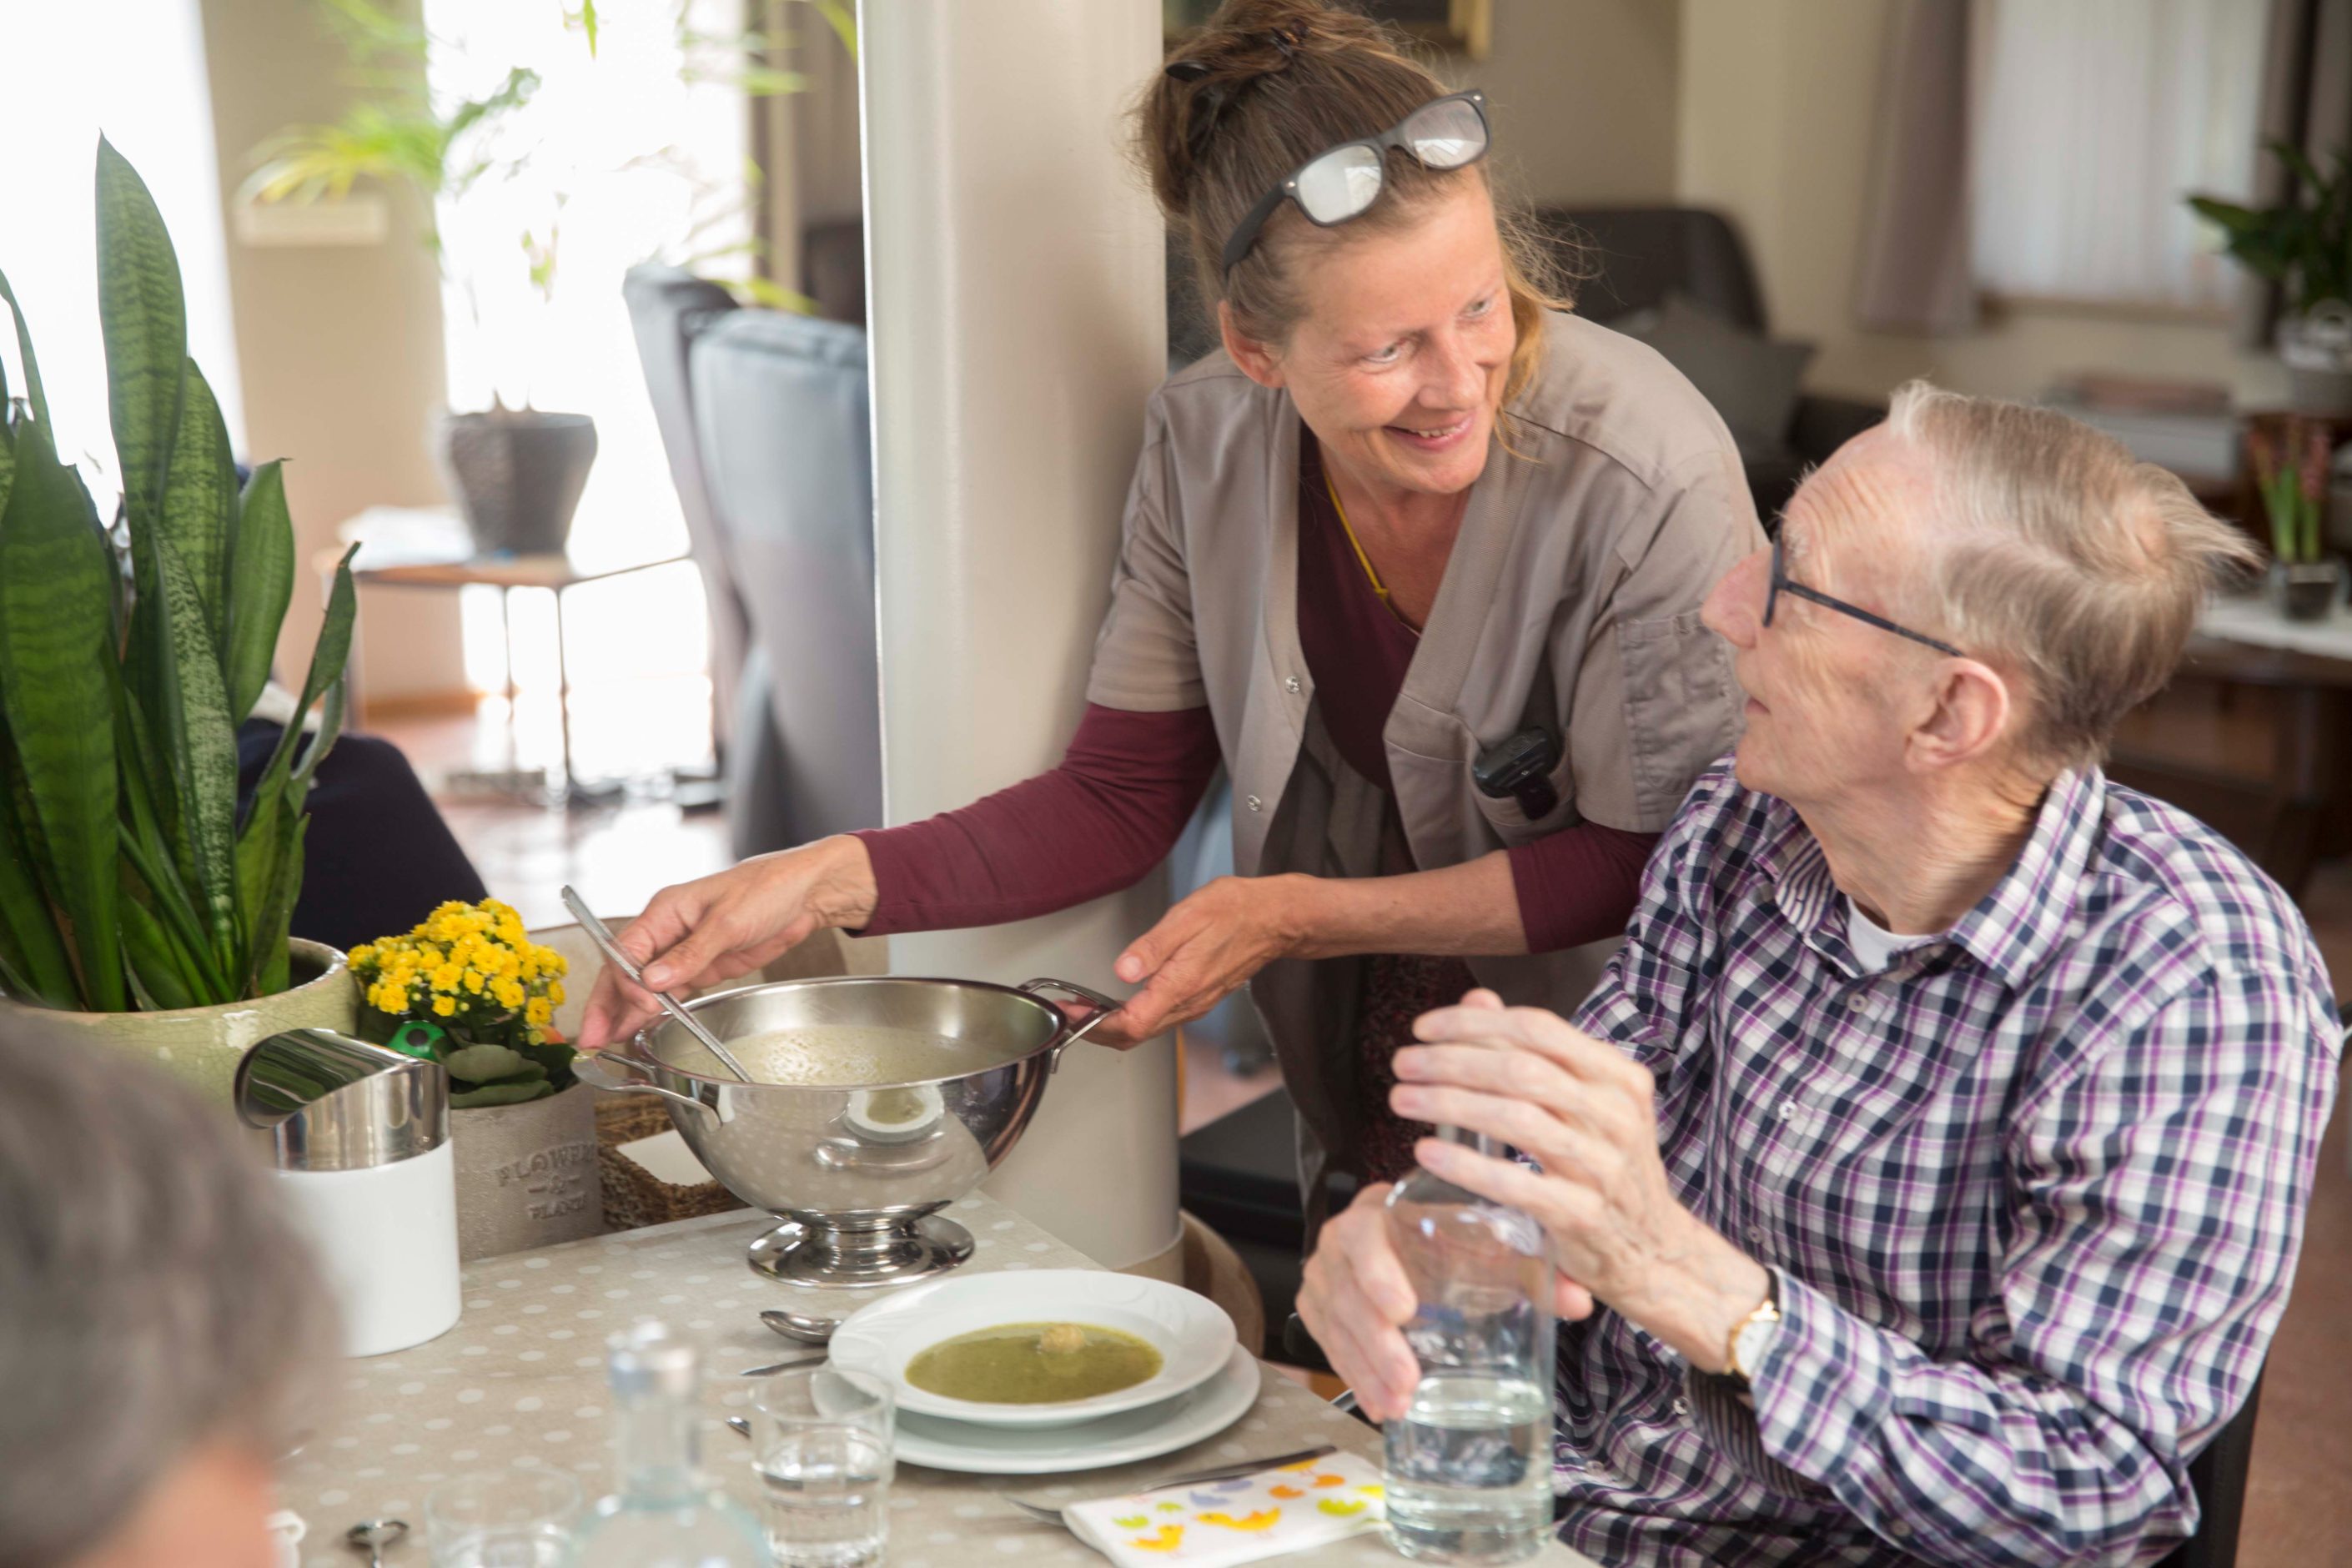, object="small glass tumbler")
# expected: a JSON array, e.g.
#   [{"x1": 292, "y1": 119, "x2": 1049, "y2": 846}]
[
  {"x1": 425, "y1": 1469, "x2": 580, "y2": 1567},
  {"x1": 751, "y1": 1366, "x2": 896, "y2": 1568}
]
